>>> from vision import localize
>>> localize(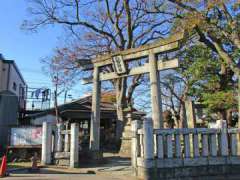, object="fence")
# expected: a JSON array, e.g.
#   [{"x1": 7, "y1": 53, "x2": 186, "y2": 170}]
[
  {"x1": 132, "y1": 120, "x2": 240, "y2": 179},
  {"x1": 41, "y1": 122, "x2": 79, "y2": 168}
]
